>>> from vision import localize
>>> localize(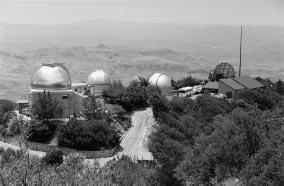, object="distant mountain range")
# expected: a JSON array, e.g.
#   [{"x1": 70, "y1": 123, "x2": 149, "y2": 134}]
[{"x1": 0, "y1": 21, "x2": 283, "y2": 100}]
